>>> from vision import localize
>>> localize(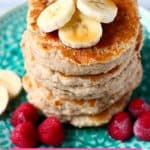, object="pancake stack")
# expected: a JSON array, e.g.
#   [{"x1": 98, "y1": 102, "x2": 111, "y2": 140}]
[{"x1": 21, "y1": 0, "x2": 143, "y2": 127}]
